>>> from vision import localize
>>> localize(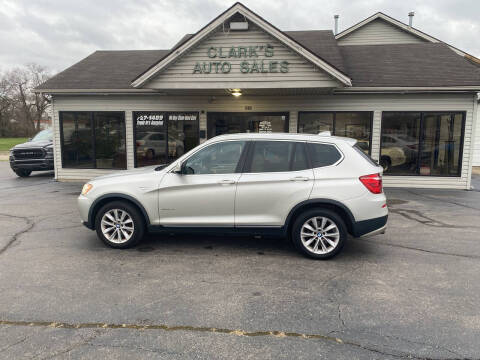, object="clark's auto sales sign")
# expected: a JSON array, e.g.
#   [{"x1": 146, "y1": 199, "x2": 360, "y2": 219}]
[{"x1": 192, "y1": 43, "x2": 289, "y2": 74}]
